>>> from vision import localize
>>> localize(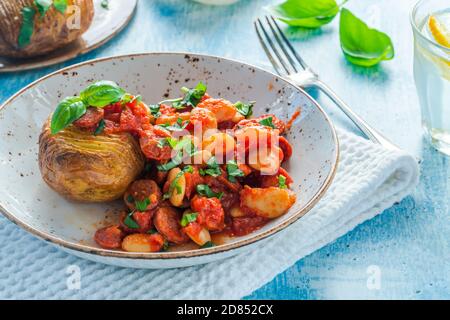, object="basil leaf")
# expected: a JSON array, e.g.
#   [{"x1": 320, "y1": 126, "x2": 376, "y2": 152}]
[
  {"x1": 339, "y1": 8, "x2": 394, "y2": 67},
  {"x1": 267, "y1": 0, "x2": 341, "y2": 28},
  {"x1": 135, "y1": 198, "x2": 150, "y2": 211},
  {"x1": 94, "y1": 119, "x2": 106, "y2": 136},
  {"x1": 226, "y1": 160, "x2": 244, "y2": 183},
  {"x1": 50, "y1": 96, "x2": 87, "y2": 134},
  {"x1": 199, "y1": 156, "x2": 221, "y2": 177},
  {"x1": 234, "y1": 101, "x2": 254, "y2": 118},
  {"x1": 80, "y1": 80, "x2": 126, "y2": 107},
  {"x1": 278, "y1": 175, "x2": 287, "y2": 189},
  {"x1": 18, "y1": 7, "x2": 36, "y2": 48},
  {"x1": 53, "y1": 0, "x2": 68, "y2": 14},
  {"x1": 180, "y1": 212, "x2": 198, "y2": 227},
  {"x1": 34, "y1": 0, "x2": 53, "y2": 17},
  {"x1": 258, "y1": 116, "x2": 276, "y2": 129},
  {"x1": 196, "y1": 184, "x2": 224, "y2": 200},
  {"x1": 124, "y1": 212, "x2": 140, "y2": 229},
  {"x1": 201, "y1": 241, "x2": 215, "y2": 249}
]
